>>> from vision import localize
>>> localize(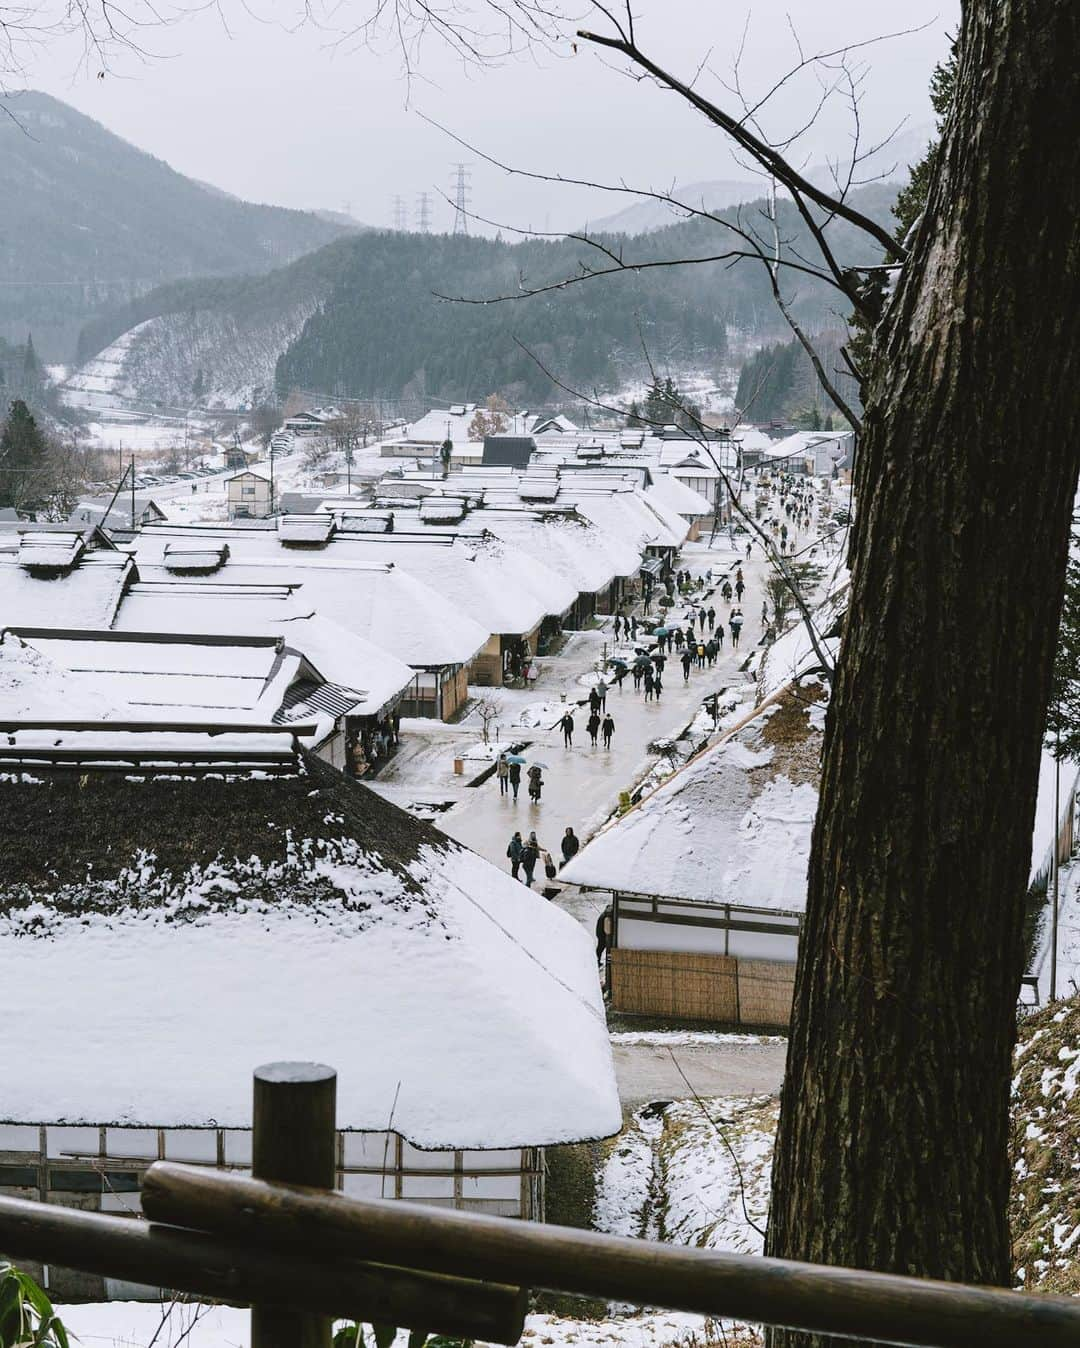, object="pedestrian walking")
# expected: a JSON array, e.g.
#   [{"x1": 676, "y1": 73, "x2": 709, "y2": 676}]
[
  {"x1": 761, "y1": 600, "x2": 769, "y2": 625},
  {"x1": 632, "y1": 663, "x2": 643, "y2": 691},
  {"x1": 589, "y1": 687, "x2": 601, "y2": 715},
  {"x1": 587, "y1": 711, "x2": 600, "y2": 747},
  {"x1": 673, "y1": 626, "x2": 684, "y2": 649},
  {"x1": 730, "y1": 610, "x2": 743, "y2": 649},
  {"x1": 722, "y1": 580, "x2": 733, "y2": 601},
  {"x1": 696, "y1": 640, "x2": 707, "y2": 669},
  {"x1": 527, "y1": 764, "x2": 544, "y2": 802},
  {"x1": 654, "y1": 669, "x2": 663, "y2": 698},
  {"x1": 706, "y1": 638, "x2": 718, "y2": 666},
  {"x1": 601, "y1": 713, "x2": 614, "y2": 748},
  {"x1": 614, "y1": 663, "x2": 627, "y2": 690},
  {"x1": 698, "y1": 607, "x2": 707, "y2": 632},
  {"x1": 595, "y1": 679, "x2": 608, "y2": 710},
  {"x1": 496, "y1": 752, "x2": 510, "y2": 796},
  {"x1": 707, "y1": 606, "x2": 716, "y2": 630},
  {"x1": 746, "y1": 540, "x2": 752, "y2": 559},
  {"x1": 561, "y1": 827, "x2": 580, "y2": 865},
  {"x1": 651, "y1": 652, "x2": 666, "y2": 675},
  {"x1": 681, "y1": 650, "x2": 693, "y2": 682},
  {"x1": 716, "y1": 623, "x2": 725, "y2": 650},
  {"x1": 596, "y1": 904, "x2": 613, "y2": 971},
  {"x1": 736, "y1": 579, "x2": 745, "y2": 602},
  {"x1": 630, "y1": 615, "x2": 639, "y2": 638},
  {"x1": 506, "y1": 831, "x2": 523, "y2": 879},
  {"x1": 643, "y1": 667, "x2": 655, "y2": 701},
  {"x1": 736, "y1": 567, "x2": 744, "y2": 585},
  {"x1": 521, "y1": 833, "x2": 539, "y2": 886},
  {"x1": 508, "y1": 760, "x2": 522, "y2": 800},
  {"x1": 559, "y1": 712, "x2": 575, "y2": 748},
  {"x1": 613, "y1": 614, "x2": 621, "y2": 640}
]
